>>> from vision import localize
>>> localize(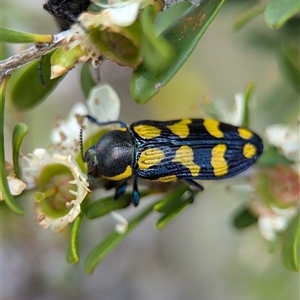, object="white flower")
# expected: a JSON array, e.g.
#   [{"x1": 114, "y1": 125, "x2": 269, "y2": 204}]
[
  {"x1": 50, "y1": 84, "x2": 121, "y2": 149},
  {"x1": 21, "y1": 148, "x2": 51, "y2": 190},
  {"x1": 249, "y1": 165, "x2": 300, "y2": 242},
  {"x1": 0, "y1": 175, "x2": 26, "y2": 200},
  {"x1": 265, "y1": 120, "x2": 300, "y2": 162},
  {"x1": 79, "y1": 3, "x2": 140, "y2": 29},
  {"x1": 204, "y1": 92, "x2": 249, "y2": 126},
  {"x1": 250, "y1": 196, "x2": 298, "y2": 242},
  {"x1": 253, "y1": 204, "x2": 297, "y2": 242},
  {"x1": 258, "y1": 214, "x2": 289, "y2": 242},
  {"x1": 83, "y1": 0, "x2": 157, "y2": 29},
  {"x1": 21, "y1": 148, "x2": 90, "y2": 232}
]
